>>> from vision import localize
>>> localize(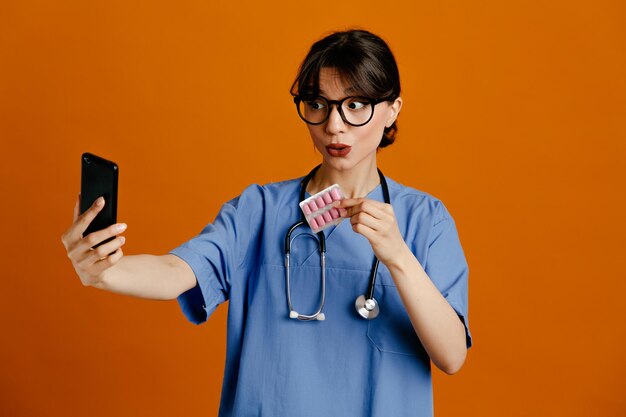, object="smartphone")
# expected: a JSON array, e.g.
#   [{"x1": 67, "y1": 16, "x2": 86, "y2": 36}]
[{"x1": 80, "y1": 153, "x2": 118, "y2": 242}]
